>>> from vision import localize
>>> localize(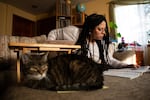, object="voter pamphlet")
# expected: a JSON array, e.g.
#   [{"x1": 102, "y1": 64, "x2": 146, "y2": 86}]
[{"x1": 104, "y1": 66, "x2": 150, "y2": 79}]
